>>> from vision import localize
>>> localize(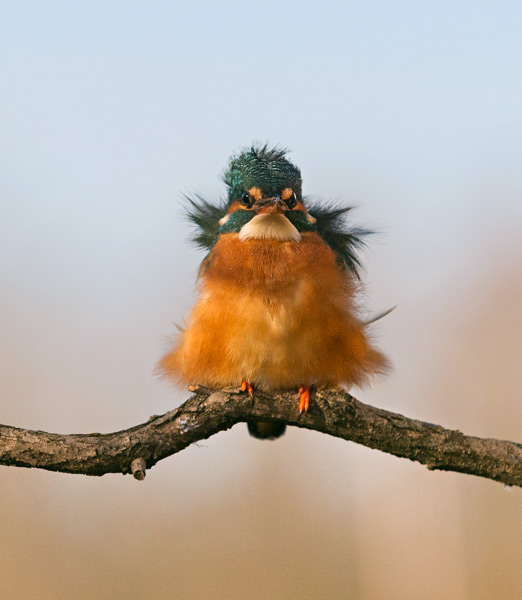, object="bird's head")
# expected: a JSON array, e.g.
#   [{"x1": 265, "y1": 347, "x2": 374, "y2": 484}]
[
  {"x1": 218, "y1": 145, "x2": 316, "y2": 242},
  {"x1": 186, "y1": 143, "x2": 371, "y2": 278}
]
